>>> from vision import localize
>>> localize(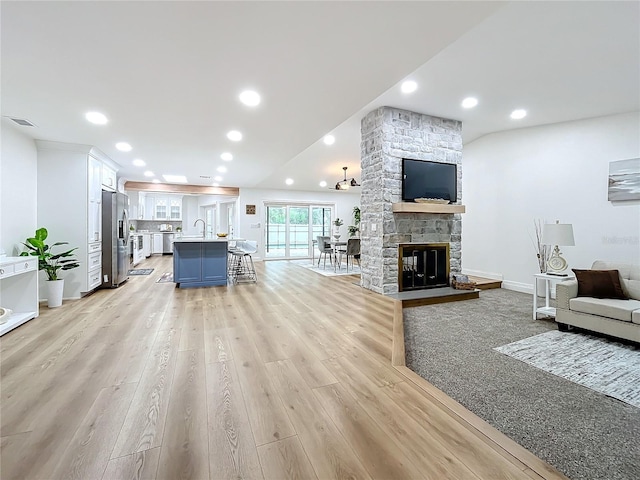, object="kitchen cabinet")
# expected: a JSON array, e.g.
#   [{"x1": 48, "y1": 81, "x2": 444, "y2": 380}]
[
  {"x1": 142, "y1": 233, "x2": 151, "y2": 257},
  {"x1": 138, "y1": 192, "x2": 146, "y2": 219},
  {"x1": 152, "y1": 233, "x2": 163, "y2": 254},
  {"x1": 169, "y1": 198, "x2": 182, "y2": 220},
  {"x1": 141, "y1": 194, "x2": 182, "y2": 220},
  {"x1": 0, "y1": 257, "x2": 38, "y2": 336},
  {"x1": 88, "y1": 156, "x2": 102, "y2": 244},
  {"x1": 173, "y1": 240, "x2": 228, "y2": 287},
  {"x1": 36, "y1": 141, "x2": 119, "y2": 298},
  {"x1": 102, "y1": 164, "x2": 117, "y2": 191},
  {"x1": 130, "y1": 234, "x2": 144, "y2": 266}
]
